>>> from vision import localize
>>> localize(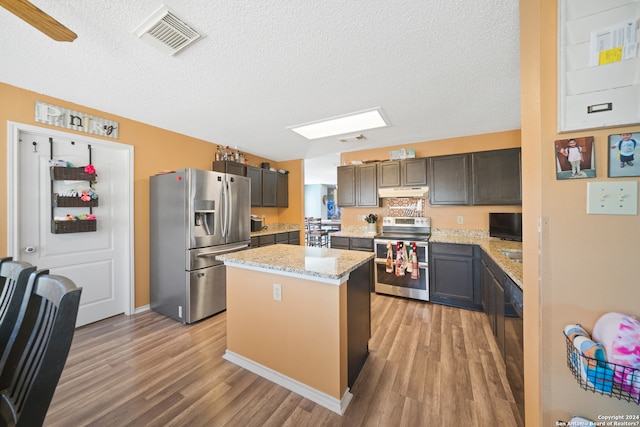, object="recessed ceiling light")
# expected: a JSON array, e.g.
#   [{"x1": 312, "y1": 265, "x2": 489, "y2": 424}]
[{"x1": 288, "y1": 108, "x2": 388, "y2": 140}]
